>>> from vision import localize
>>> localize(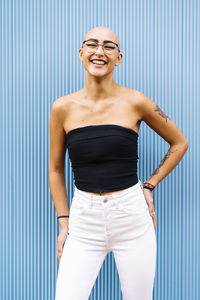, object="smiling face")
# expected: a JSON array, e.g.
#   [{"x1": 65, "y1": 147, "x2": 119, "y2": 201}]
[{"x1": 79, "y1": 27, "x2": 123, "y2": 77}]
